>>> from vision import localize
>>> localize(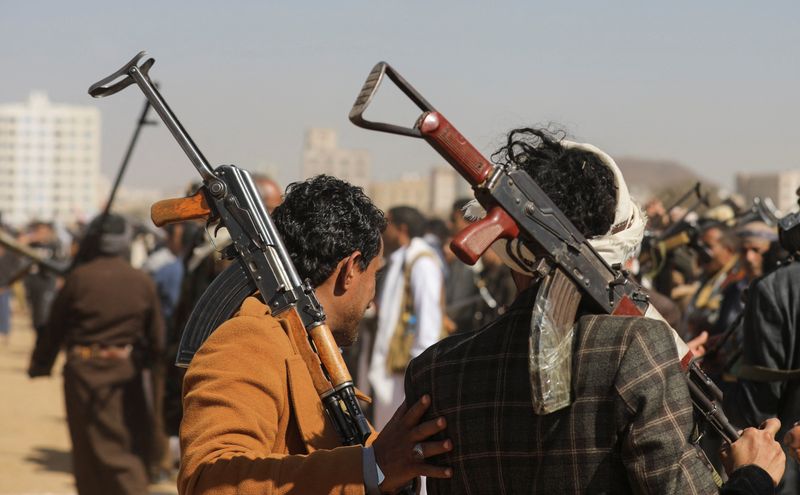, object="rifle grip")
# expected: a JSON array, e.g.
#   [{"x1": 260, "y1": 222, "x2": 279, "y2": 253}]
[
  {"x1": 451, "y1": 206, "x2": 519, "y2": 265},
  {"x1": 150, "y1": 189, "x2": 211, "y2": 227},
  {"x1": 418, "y1": 111, "x2": 494, "y2": 185}
]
